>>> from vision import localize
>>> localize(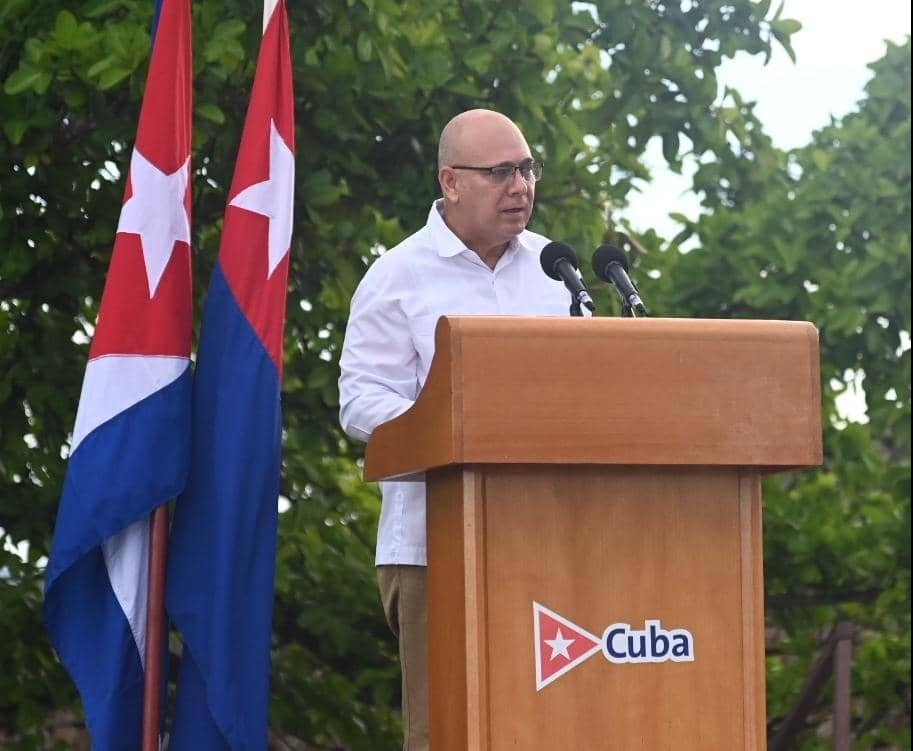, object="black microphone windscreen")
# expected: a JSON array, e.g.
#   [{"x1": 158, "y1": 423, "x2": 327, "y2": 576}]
[
  {"x1": 540, "y1": 241, "x2": 579, "y2": 280},
  {"x1": 592, "y1": 244, "x2": 629, "y2": 279}
]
